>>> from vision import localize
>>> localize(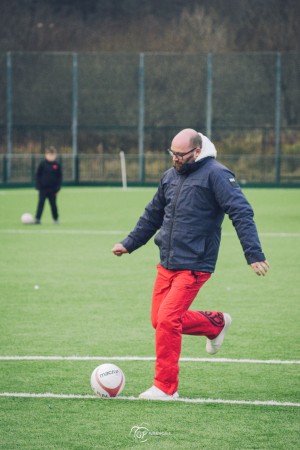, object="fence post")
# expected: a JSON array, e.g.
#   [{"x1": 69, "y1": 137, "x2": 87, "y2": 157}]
[
  {"x1": 274, "y1": 52, "x2": 282, "y2": 184},
  {"x1": 138, "y1": 53, "x2": 145, "y2": 184},
  {"x1": 72, "y1": 52, "x2": 78, "y2": 182},
  {"x1": 6, "y1": 51, "x2": 12, "y2": 180},
  {"x1": 74, "y1": 155, "x2": 79, "y2": 184},
  {"x1": 120, "y1": 151, "x2": 127, "y2": 190},
  {"x1": 3, "y1": 156, "x2": 7, "y2": 183},
  {"x1": 206, "y1": 53, "x2": 213, "y2": 139}
]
